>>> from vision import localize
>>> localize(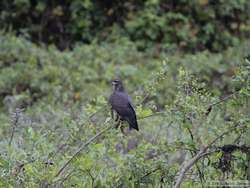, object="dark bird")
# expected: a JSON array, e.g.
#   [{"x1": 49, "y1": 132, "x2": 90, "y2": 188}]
[{"x1": 109, "y1": 79, "x2": 139, "y2": 131}]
